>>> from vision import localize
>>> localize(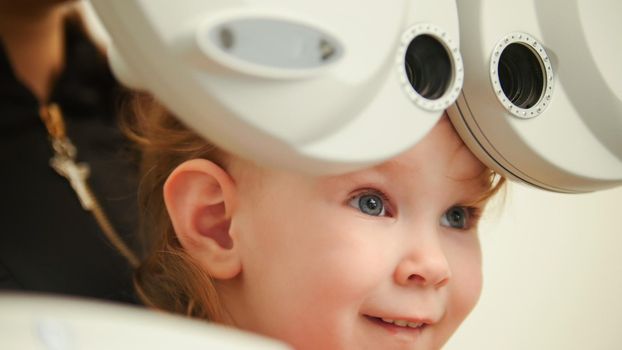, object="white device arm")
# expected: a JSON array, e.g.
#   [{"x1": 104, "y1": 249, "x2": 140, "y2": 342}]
[
  {"x1": 0, "y1": 294, "x2": 290, "y2": 350},
  {"x1": 90, "y1": 0, "x2": 463, "y2": 175},
  {"x1": 447, "y1": 0, "x2": 622, "y2": 192},
  {"x1": 91, "y1": 0, "x2": 622, "y2": 192}
]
